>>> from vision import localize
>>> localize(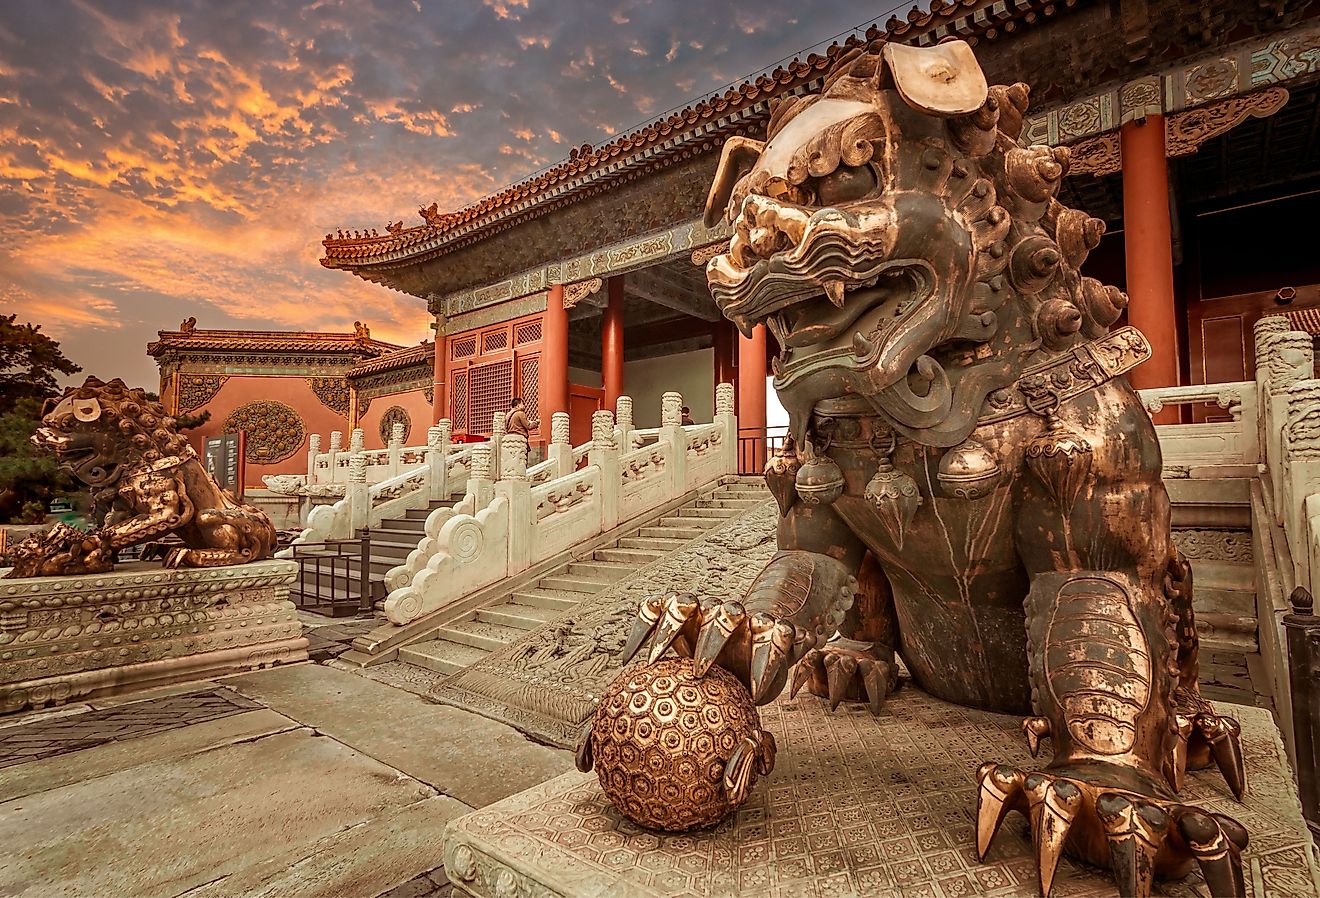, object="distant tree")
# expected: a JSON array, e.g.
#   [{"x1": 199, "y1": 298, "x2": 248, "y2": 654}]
[
  {"x1": 0, "y1": 398, "x2": 78, "y2": 523},
  {"x1": 0, "y1": 315, "x2": 81, "y2": 417}
]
